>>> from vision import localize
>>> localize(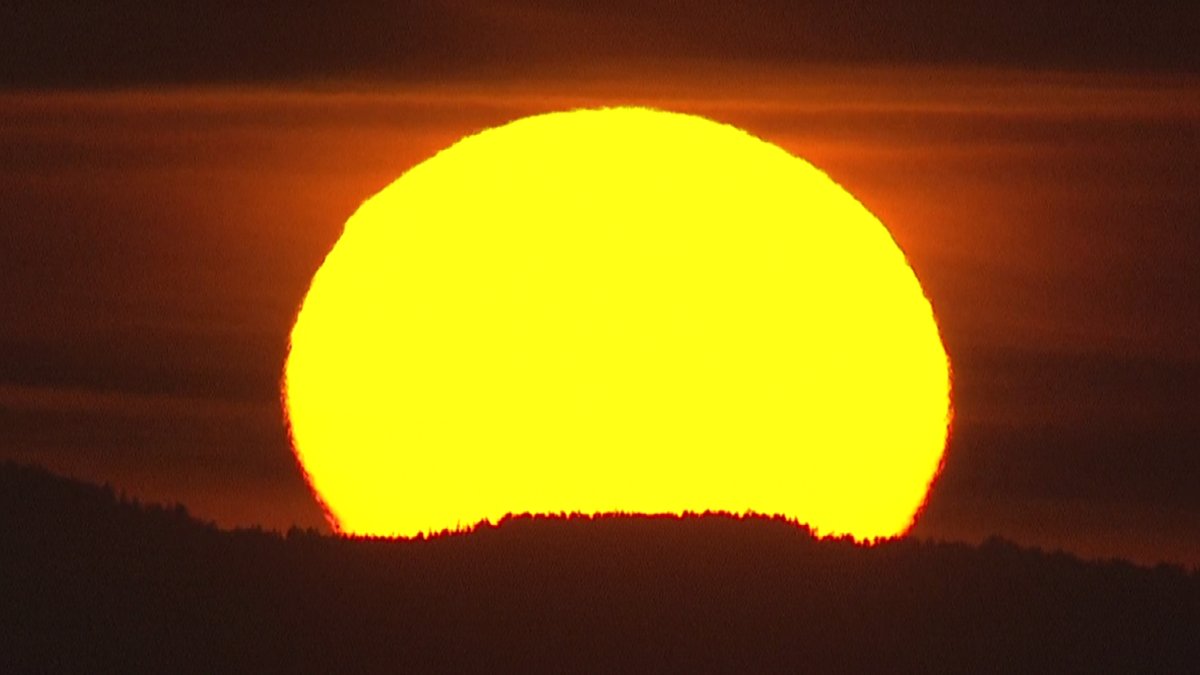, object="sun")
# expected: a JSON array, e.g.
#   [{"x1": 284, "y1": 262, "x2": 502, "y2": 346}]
[{"x1": 284, "y1": 107, "x2": 951, "y2": 540}]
